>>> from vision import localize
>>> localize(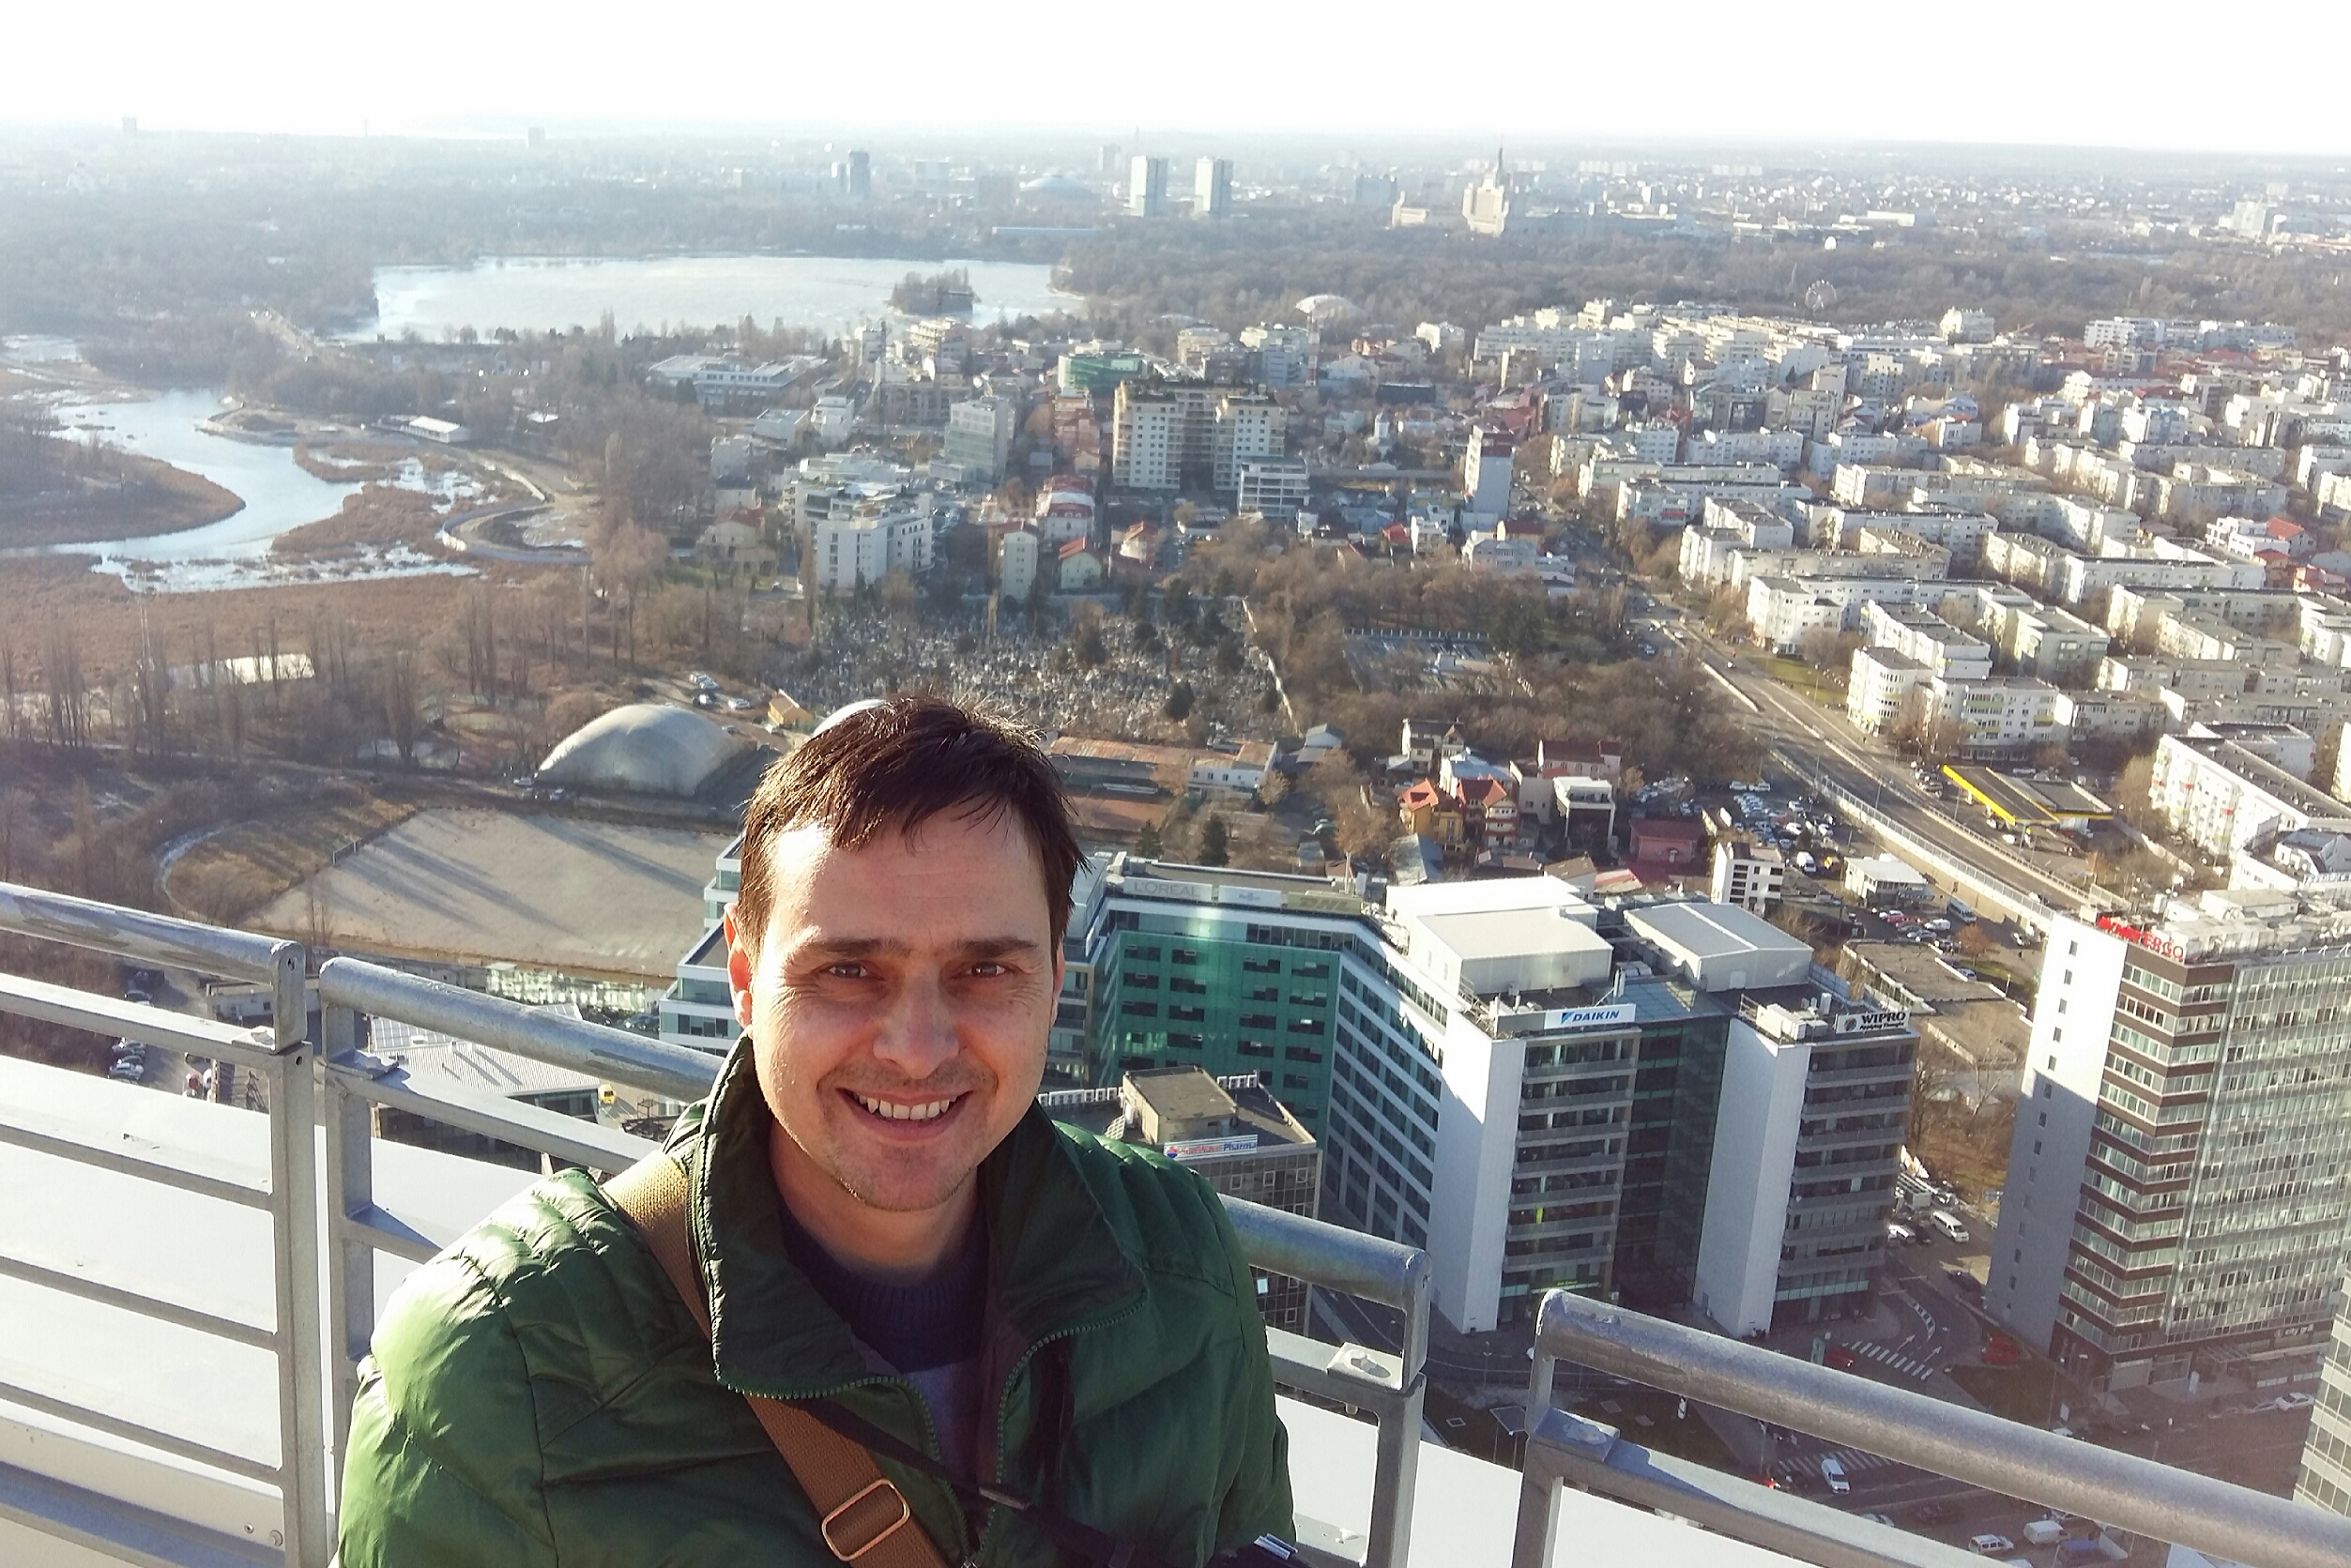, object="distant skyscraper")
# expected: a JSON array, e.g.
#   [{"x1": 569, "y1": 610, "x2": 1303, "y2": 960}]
[
  {"x1": 1100, "y1": 143, "x2": 1122, "y2": 175},
  {"x1": 1463, "y1": 146, "x2": 1510, "y2": 237},
  {"x1": 1128, "y1": 156, "x2": 1168, "y2": 219},
  {"x1": 1195, "y1": 157, "x2": 1232, "y2": 219},
  {"x1": 847, "y1": 150, "x2": 872, "y2": 202}
]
